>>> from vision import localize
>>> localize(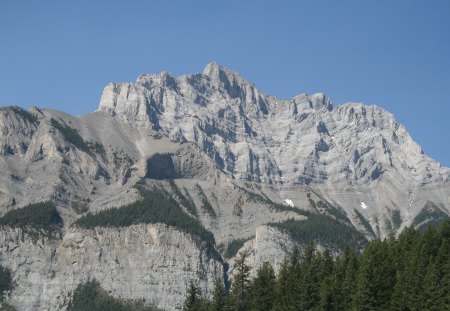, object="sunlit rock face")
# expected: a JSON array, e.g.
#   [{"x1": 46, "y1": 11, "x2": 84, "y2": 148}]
[{"x1": 0, "y1": 63, "x2": 449, "y2": 310}]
